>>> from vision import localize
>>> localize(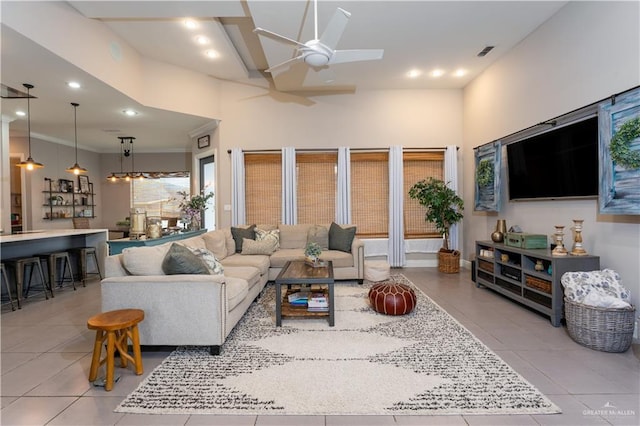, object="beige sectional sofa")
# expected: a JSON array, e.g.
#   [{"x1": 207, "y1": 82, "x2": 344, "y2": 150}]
[{"x1": 101, "y1": 223, "x2": 364, "y2": 354}]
